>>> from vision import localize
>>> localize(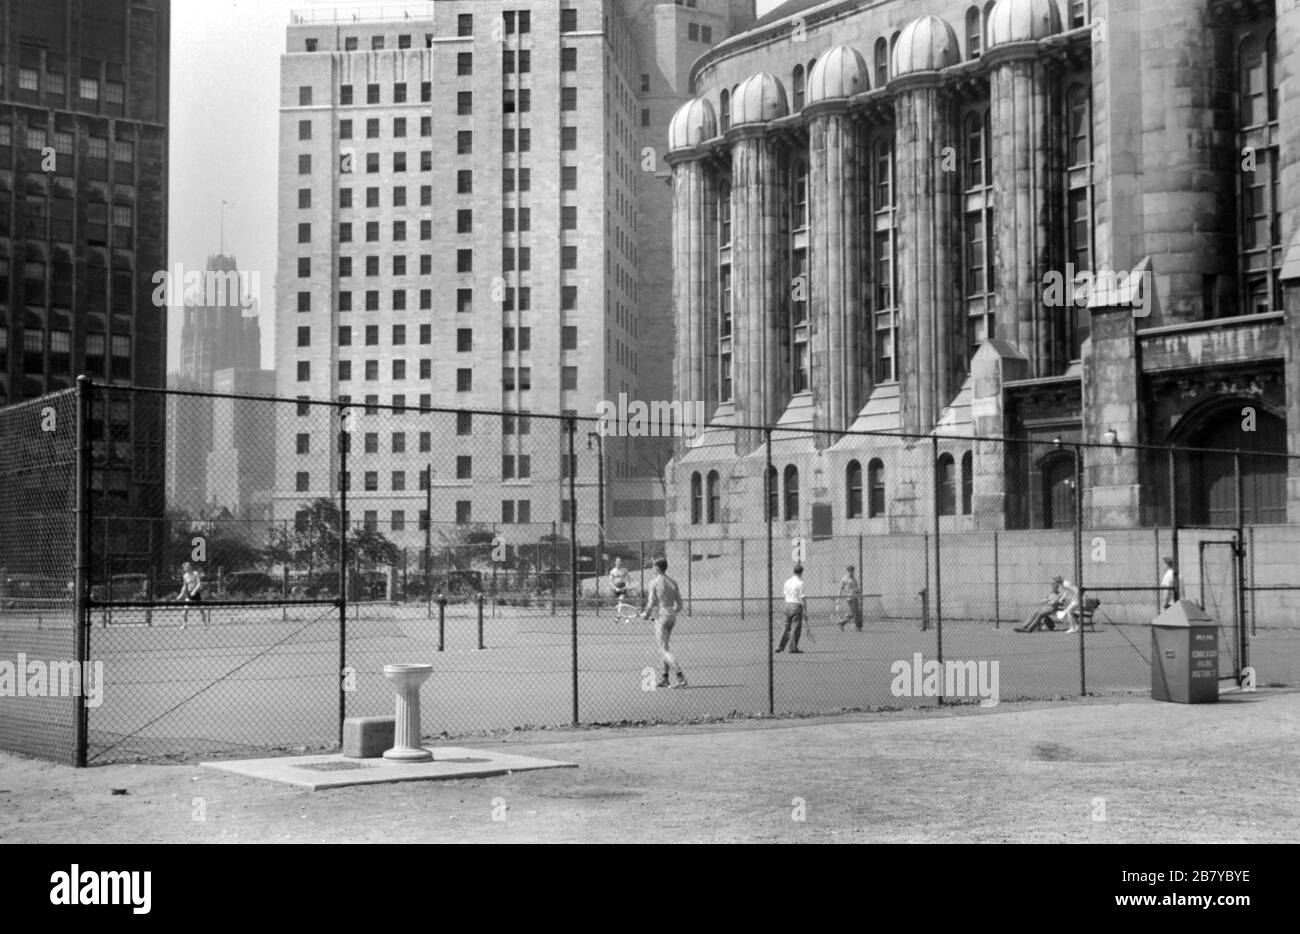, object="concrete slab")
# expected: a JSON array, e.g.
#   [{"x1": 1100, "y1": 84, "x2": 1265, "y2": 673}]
[{"x1": 202, "y1": 746, "x2": 576, "y2": 791}]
